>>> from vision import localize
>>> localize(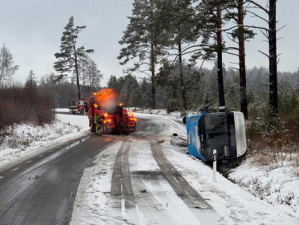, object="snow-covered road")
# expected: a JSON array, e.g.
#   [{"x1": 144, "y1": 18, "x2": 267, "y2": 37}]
[
  {"x1": 68, "y1": 112, "x2": 298, "y2": 225},
  {"x1": 0, "y1": 109, "x2": 298, "y2": 225}
]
